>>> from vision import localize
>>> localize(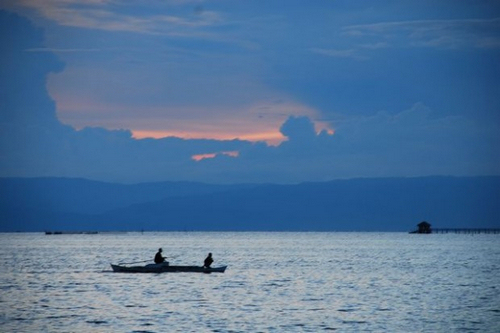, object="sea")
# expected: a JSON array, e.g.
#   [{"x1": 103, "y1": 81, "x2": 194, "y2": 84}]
[{"x1": 0, "y1": 232, "x2": 498, "y2": 332}]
